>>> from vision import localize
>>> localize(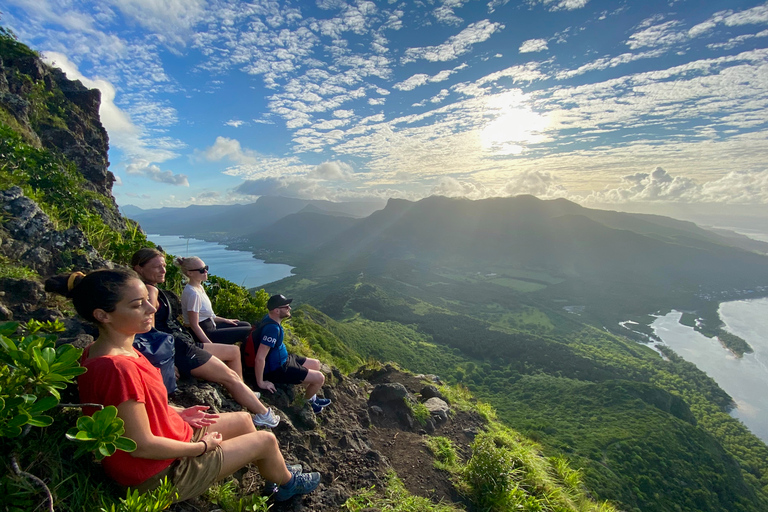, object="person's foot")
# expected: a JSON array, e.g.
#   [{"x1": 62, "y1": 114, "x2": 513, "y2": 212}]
[
  {"x1": 308, "y1": 396, "x2": 331, "y2": 413},
  {"x1": 274, "y1": 472, "x2": 321, "y2": 501},
  {"x1": 252, "y1": 408, "x2": 280, "y2": 428},
  {"x1": 287, "y1": 463, "x2": 303, "y2": 476}
]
